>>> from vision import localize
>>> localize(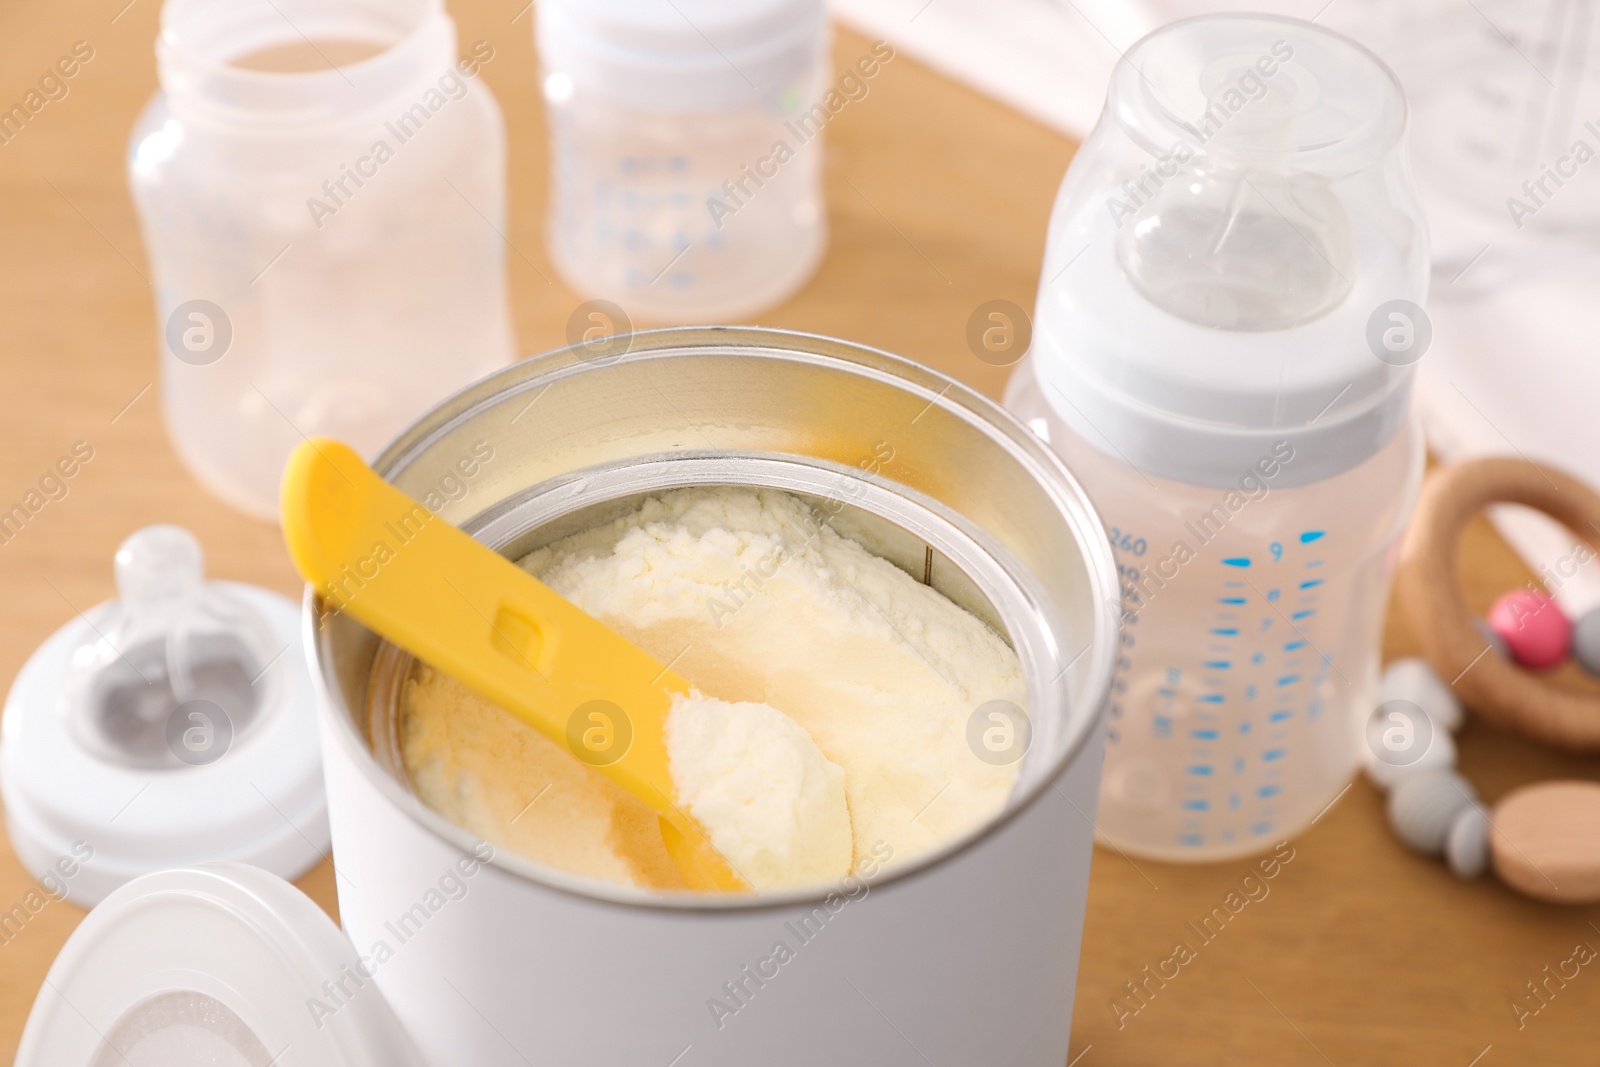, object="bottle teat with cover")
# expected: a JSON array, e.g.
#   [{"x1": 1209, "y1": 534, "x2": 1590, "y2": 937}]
[
  {"x1": 1, "y1": 525, "x2": 328, "y2": 905},
  {"x1": 1006, "y1": 14, "x2": 1429, "y2": 860},
  {"x1": 67, "y1": 526, "x2": 281, "y2": 769}
]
